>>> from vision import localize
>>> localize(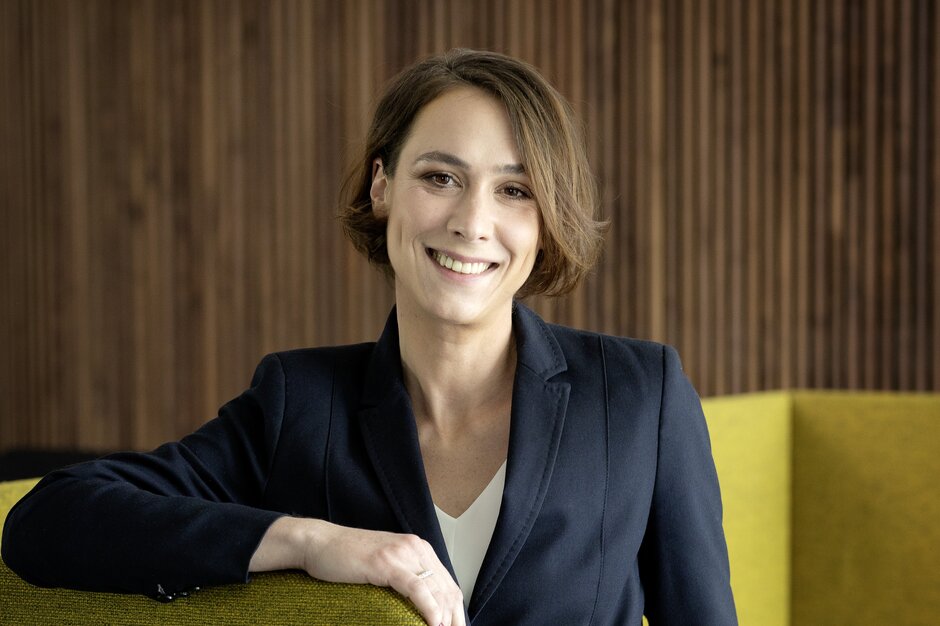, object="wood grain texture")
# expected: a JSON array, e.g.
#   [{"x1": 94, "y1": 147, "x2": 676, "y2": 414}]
[{"x1": 1, "y1": 0, "x2": 937, "y2": 452}]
